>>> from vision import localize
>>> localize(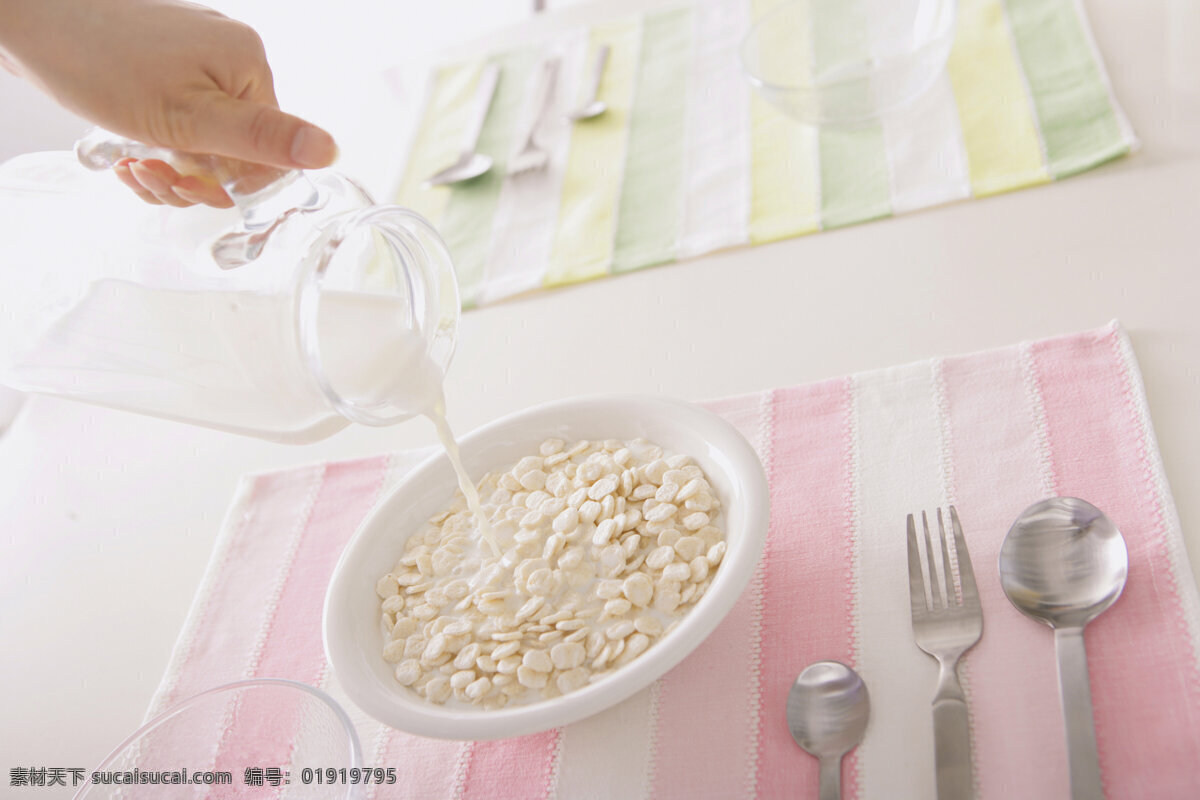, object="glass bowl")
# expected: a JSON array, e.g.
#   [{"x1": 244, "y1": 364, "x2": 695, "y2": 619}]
[
  {"x1": 741, "y1": 0, "x2": 957, "y2": 124},
  {"x1": 73, "y1": 679, "x2": 363, "y2": 799}
]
